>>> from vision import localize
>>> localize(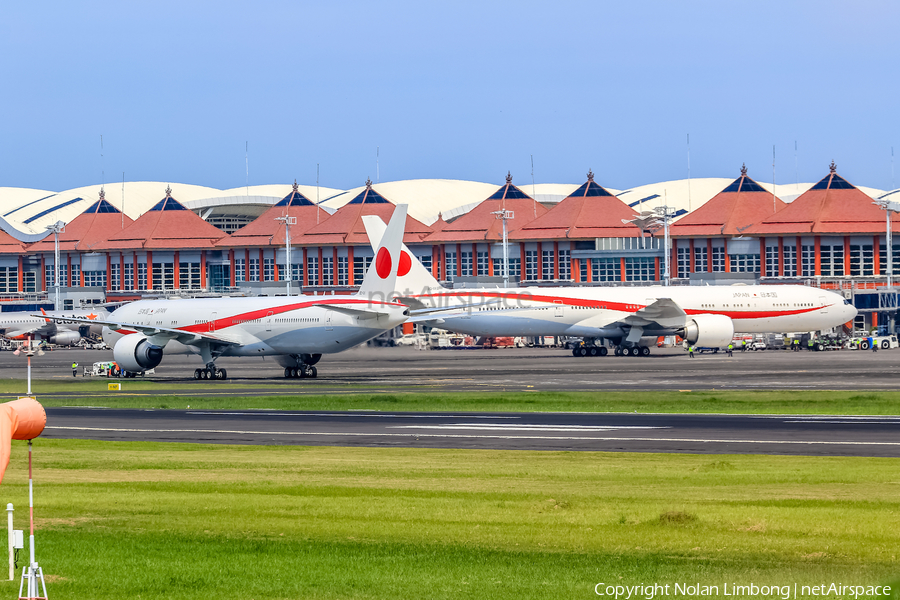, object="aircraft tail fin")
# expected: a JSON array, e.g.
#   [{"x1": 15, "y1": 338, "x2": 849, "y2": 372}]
[
  {"x1": 357, "y1": 204, "x2": 408, "y2": 300},
  {"x1": 362, "y1": 214, "x2": 444, "y2": 295}
]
